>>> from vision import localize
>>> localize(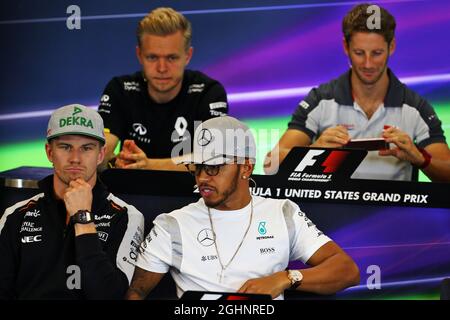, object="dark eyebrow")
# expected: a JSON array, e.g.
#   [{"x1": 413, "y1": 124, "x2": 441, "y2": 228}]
[
  {"x1": 55, "y1": 142, "x2": 97, "y2": 148},
  {"x1": 147, "y1": 53, "x2": 180, "y2": 58},
  {"x1": 82, "y1": 143, "x2": 97, "y2": 147}
]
